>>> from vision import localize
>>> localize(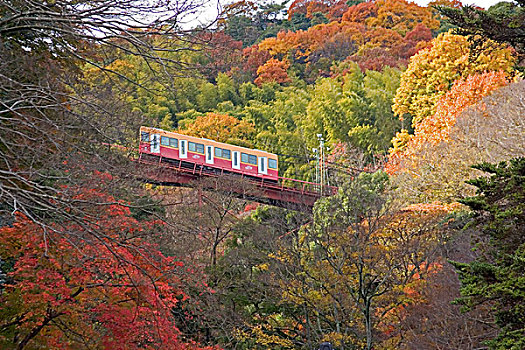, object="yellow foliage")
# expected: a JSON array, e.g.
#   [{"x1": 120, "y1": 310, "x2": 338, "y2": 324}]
[
  {"x1": 390, "y1": 129, "x2": 411, "y2": 154},
  {"x1": 392, "y1": 31, "x2": 515, "y2": 128},
  {"x1": 233, "y1": 316, "x2": 296, "y2": 349},
  {"x1": 255, "y1": 263, "x2": 269, "y2": 271}
]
